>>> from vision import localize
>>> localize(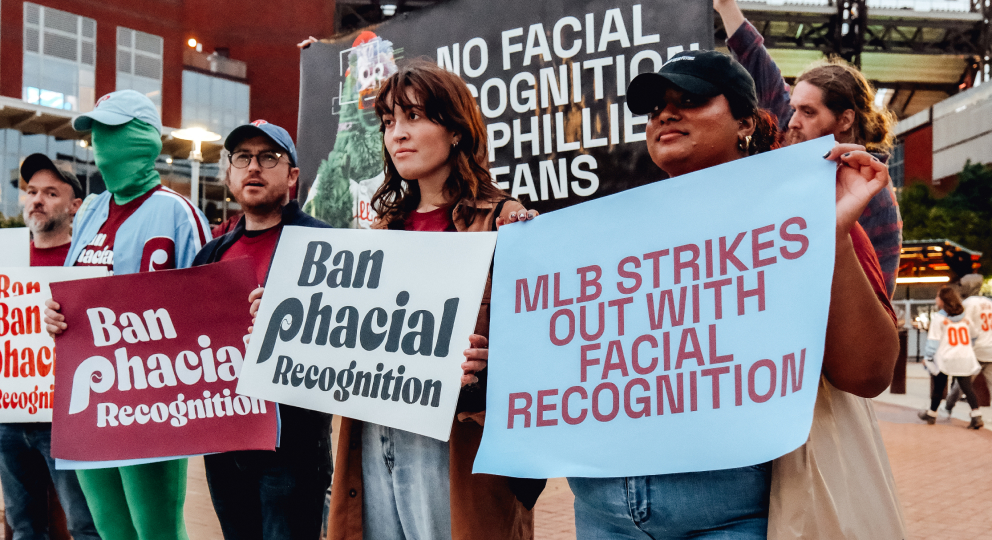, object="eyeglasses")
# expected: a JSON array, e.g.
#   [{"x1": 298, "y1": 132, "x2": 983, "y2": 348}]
[{"x1": 230, "y1": 151, "x2": 285, "y2": 169}]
